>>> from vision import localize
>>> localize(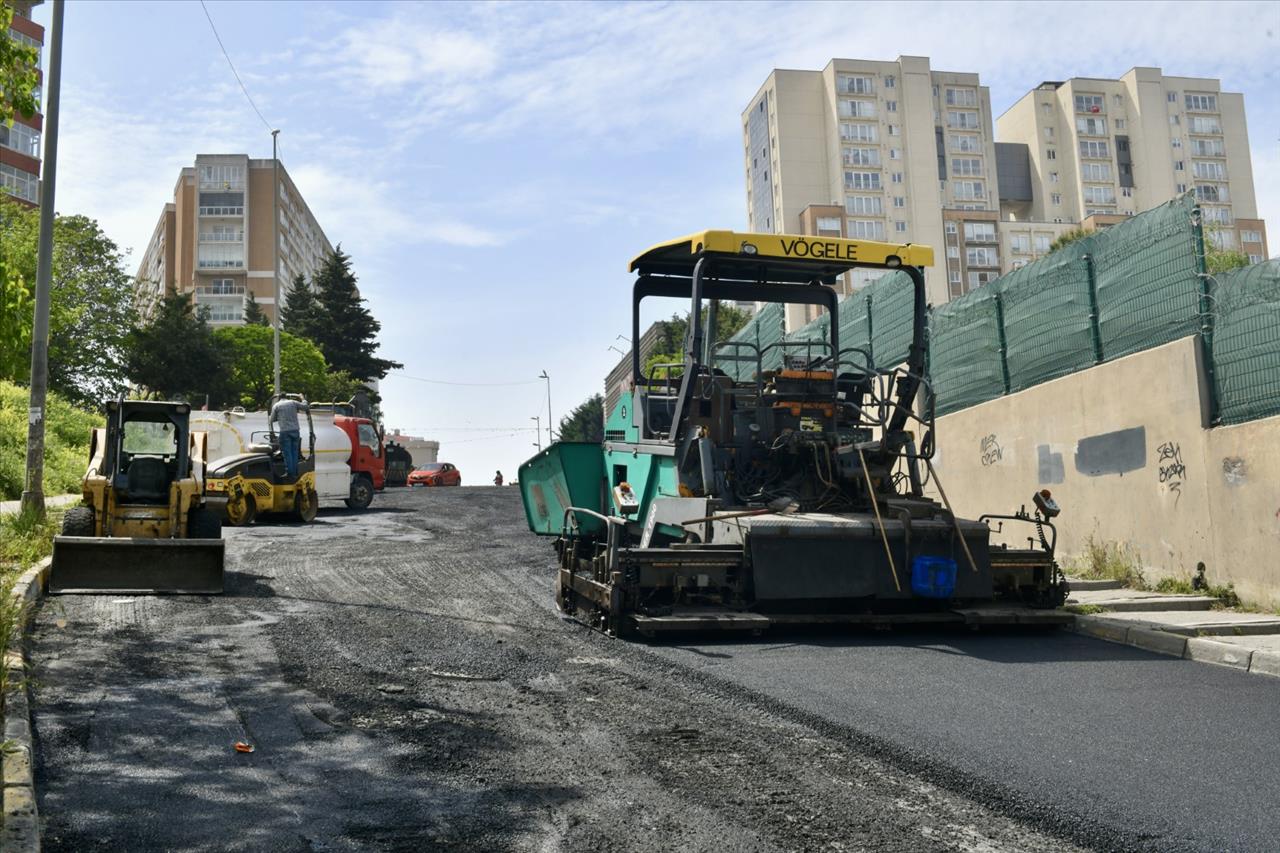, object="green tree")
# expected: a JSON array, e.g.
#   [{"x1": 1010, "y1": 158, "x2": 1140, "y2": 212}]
[
  {"x1": 1204, "y1": 224, "x2": 1250, "y2": 276},
  {"x1": 1049, "y1": 227, "x2": 1092, "y2": 253},
  {"x1": 242, "y1": 293, "x2": 269, "y2": 326},
  {"x1": 211, "y1": 324, "x2": 329, "y2": 409},
  {"x1": 279, "y1": 273, "x2": 323, "y2": 339},
  {"x1": 125, "y1": 292, "x2": 223, "y2": 403},
  {"x1": 309, "y1": 246, "x2": 401, "y2": 382},
  {"x1": 558, "y1": 394, "x2": 604, "y2": 443},
  {"x1": 0, "y1": 200, "x2": 134, "y2": 407},
  {"x1": 642, "y1": 303, "x2": 754, "y2": 380},
  {"x1": 1, "y1": 5, "x2": 39, "y2": 125}
]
